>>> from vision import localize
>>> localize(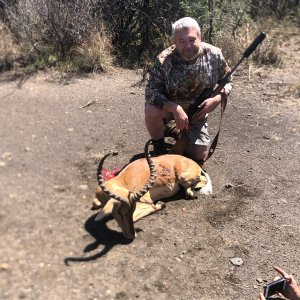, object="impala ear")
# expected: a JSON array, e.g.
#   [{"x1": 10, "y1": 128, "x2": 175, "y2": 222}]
[
  {"x1": 91, "y1": 198, "x2": 101, "y2": 210},
  {"x1": 198, "y1": 172, "x2": 212, "y2": 195},
  {"x1": 95, "y1": 198, "x2": 117, "y2": 222},
  {"x1": 95, "y1": 187, "x2": 110, "y2": 208}
]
